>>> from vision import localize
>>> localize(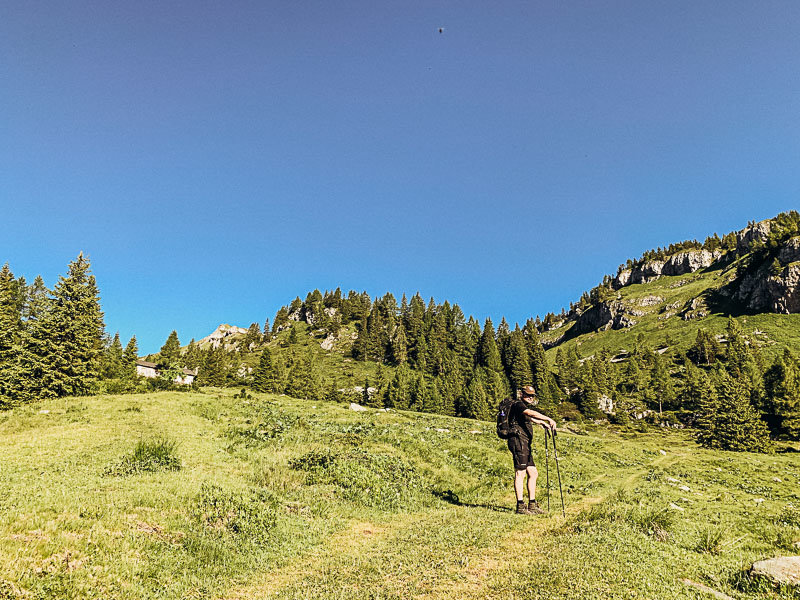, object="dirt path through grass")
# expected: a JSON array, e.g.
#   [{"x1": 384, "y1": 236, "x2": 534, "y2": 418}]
[{"x1": 220, "y1": 448, "x2": 690, "y2": 600}]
